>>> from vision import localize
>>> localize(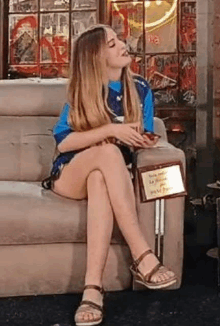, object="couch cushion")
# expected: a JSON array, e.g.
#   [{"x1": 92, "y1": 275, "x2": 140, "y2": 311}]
[
  {"x1": 0, "y1": 79, "x2": 67, "y2": 116},
  {"x1": 0, "y1": 181, "x2": 125, "y2": 246},
  {"x1": 0, "y1": 243, "x2": 132, "y2": 297},
  {"x1": 0, "y1": 116, "x2": 57, "y2": 181}
]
